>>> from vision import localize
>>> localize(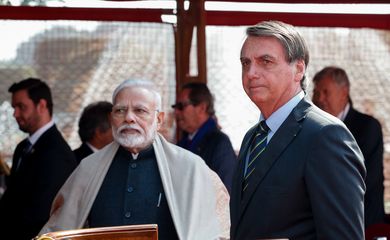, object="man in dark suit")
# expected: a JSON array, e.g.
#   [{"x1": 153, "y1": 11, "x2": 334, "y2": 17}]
[
  {"x1": 312, "y1": 66, "x2": 385, "y2": 228},
  {"x1": 230, "y1": 20, "x2": 366, "y2": 239},
  {"x1": 0, "y1": 78, "x2": 77, "y2": 240},
  {"x1": 73, "y1": 101, "x2": 113, "y2": 163},
  {"x1": 173, "y1": 82, "x2": 237, "y2": 193}
]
